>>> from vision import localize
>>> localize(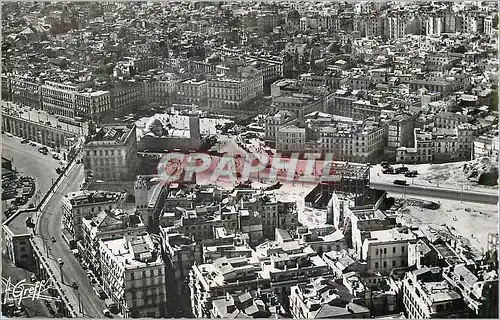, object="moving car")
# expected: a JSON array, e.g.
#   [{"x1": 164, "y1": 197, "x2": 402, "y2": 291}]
[{"x1": 393, "y1": 179, "x2": 408, "y2": 186}]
